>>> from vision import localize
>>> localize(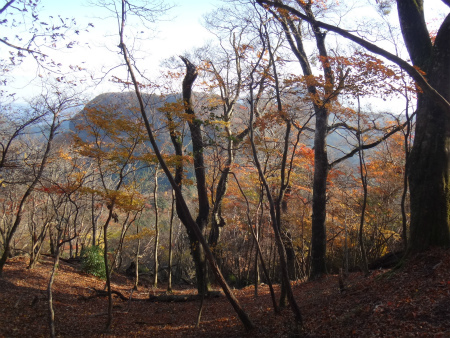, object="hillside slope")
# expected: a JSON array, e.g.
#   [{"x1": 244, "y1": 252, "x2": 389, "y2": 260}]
[{"x1": 1, "y1": 249, "x2": 450, "y2": 337}]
